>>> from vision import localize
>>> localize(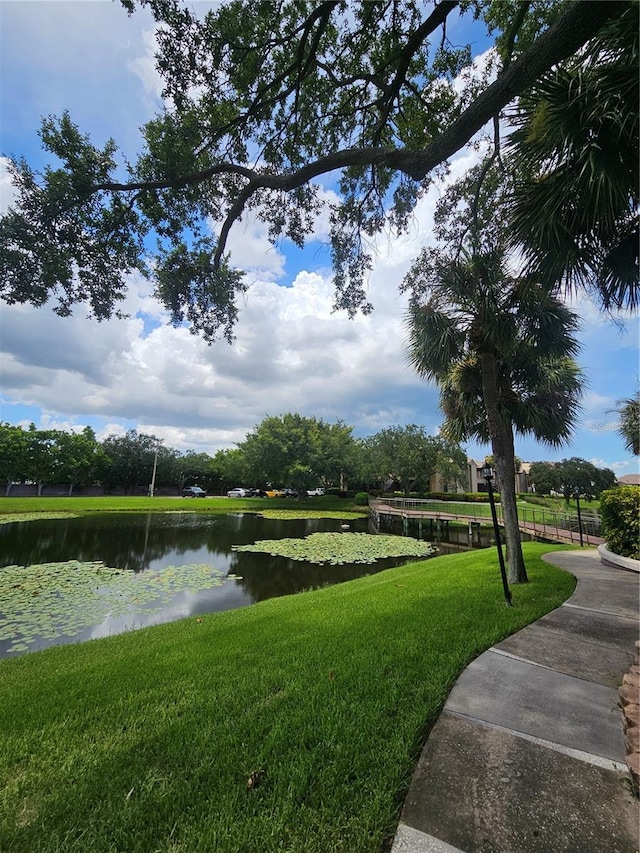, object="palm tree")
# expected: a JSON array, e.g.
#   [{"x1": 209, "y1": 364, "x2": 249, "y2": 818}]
[
  {"x1": 615, "y1": 391, "x2": 640, "y2": 456},
  {"x1": 506, "y1": 3, "x2": 639, "y2": 311},
  {"x1": 405, "y1": 249, "x2": 583, "y2": 584}
]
